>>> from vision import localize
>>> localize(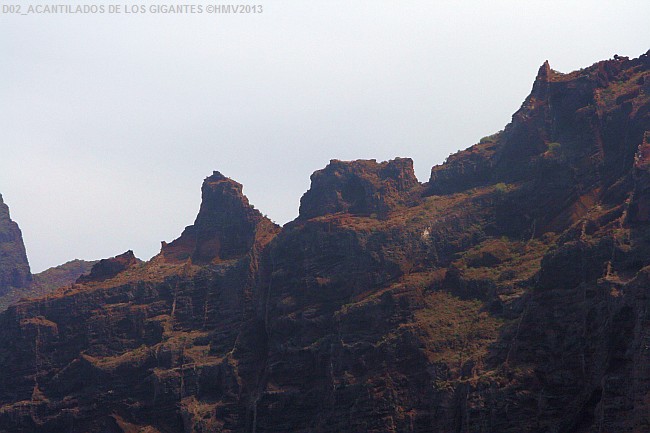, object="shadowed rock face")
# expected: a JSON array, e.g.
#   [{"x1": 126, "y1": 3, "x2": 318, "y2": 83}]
[
  {"x1": 299, "y1": 157, "x2": 421, "y2": 219},
  {"x1": 628, "y1": 132, "x2": 650, "y2": 223},
  {"x1": 0, "y1": 194, "x2": 31, "y2": 294},
  {"x1": 0, "y1": 51, "x2": 649, "y2": 433},
  {"x1": 161, "y1": 171, "x2": 279, "y2": 264},
  {"x1": 0, "y1": 259, "x2": 98, "y2": 312},
  {"x1": 430, "y1": 51, "x2": 650, "y2": 236},
  {"x1": 0, "y1": 197, "x2": 96, "y2": 311},
  {"x1": 76, "y1": 251, "x2": 139, "y2": 284}
]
